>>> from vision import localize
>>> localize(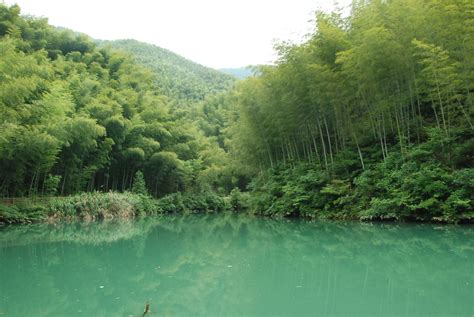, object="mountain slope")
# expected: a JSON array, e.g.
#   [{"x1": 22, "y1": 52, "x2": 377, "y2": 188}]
[
  {"x1": 0, "y1": 3, "x2": 235, "y2": 198},
  {"x1": 219, "y1": 67, "x2": 254, "y2": 79},
  {"x1": 98, "y1": 39, "x2": 235, "y2": 101}
]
